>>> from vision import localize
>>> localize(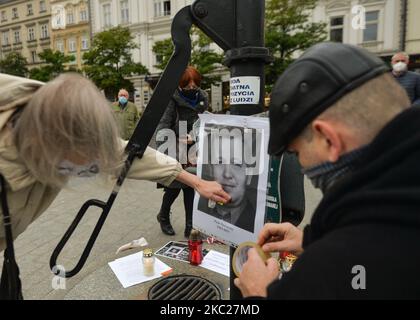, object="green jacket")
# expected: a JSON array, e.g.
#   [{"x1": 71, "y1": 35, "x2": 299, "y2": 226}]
[{"x1": 111, "y1": 101, "x2": 140, "y2": 140}]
